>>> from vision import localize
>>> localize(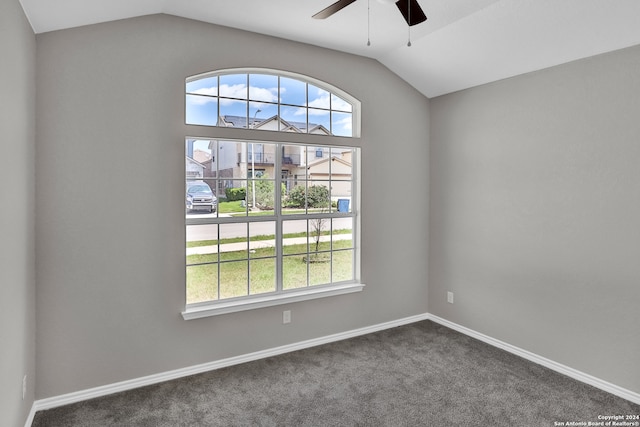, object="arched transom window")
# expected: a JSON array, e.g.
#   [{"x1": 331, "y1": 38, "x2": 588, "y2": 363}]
[{"x1": 185, "y1": 69, "x2": 359, "y2": 138}]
